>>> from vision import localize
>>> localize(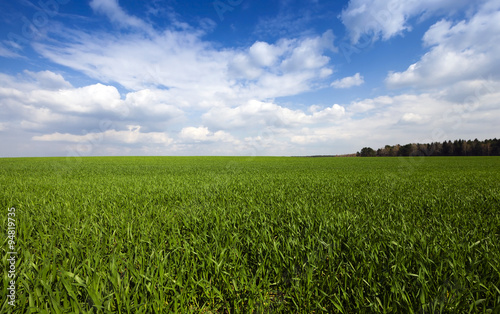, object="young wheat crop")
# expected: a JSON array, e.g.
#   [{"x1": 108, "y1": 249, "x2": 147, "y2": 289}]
[{"x1": 1, "y1": 156, "x2": 499, "y2": 312}]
